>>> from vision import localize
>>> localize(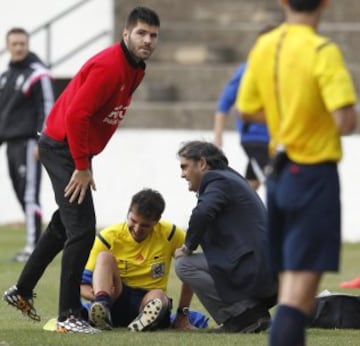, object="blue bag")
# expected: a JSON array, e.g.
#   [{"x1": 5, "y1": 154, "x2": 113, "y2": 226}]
[{"x1": 171, "y1": 309, "x2": 209, "y2": 329}]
